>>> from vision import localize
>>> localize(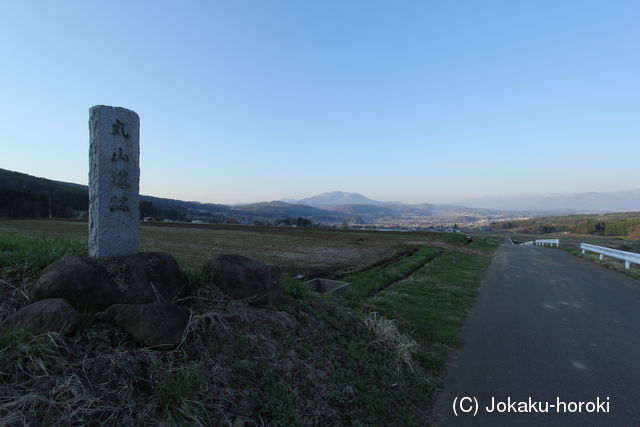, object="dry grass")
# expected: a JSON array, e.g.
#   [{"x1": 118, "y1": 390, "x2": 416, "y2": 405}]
[
  {"x1": 0, "y1": 274, "x2": 430, "y2": 425},
  {"x1": 363, "y1": 311, "x2": 419, "y2": 372}
]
